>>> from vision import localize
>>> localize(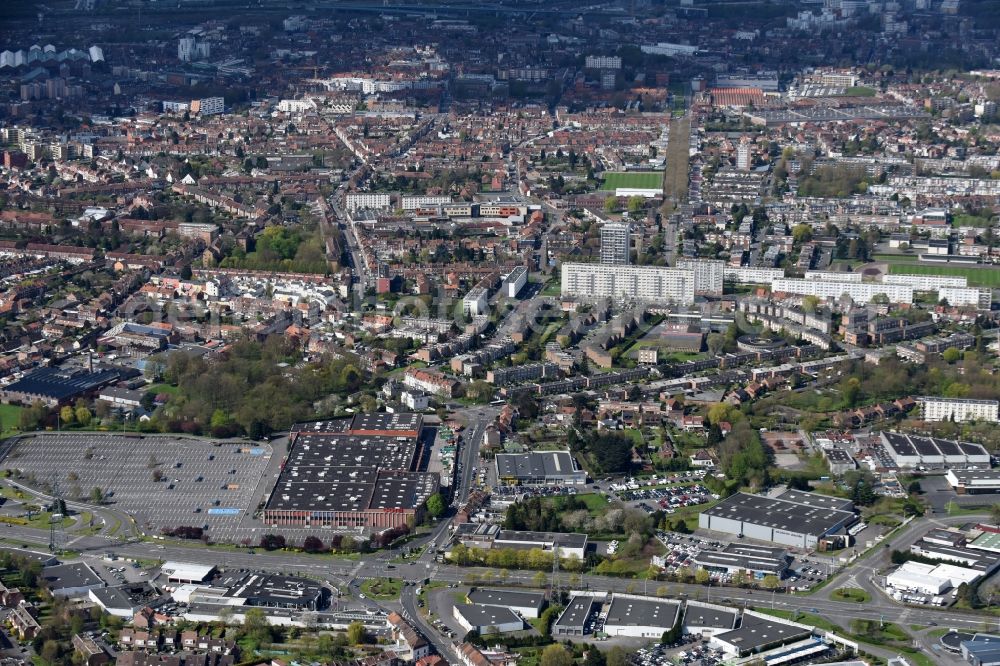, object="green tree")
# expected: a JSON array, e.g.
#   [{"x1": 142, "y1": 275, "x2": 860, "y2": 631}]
[
  {"x1": 60, "y1": 405, "x2": 75, "y2": 426},
  {"x1": 425, "y1": 492, "x2": 445, "y2": 519},
  {"x1": 604, "y1": 195, "x2": 618, "y2": 213},
  {"x1": 89, "y1": 487, "x2": 104, "y2": 504},
  {"x1": 942, "y1": 347, "x2": 961, "y2": 363},
  {"x1": 607, "y1": 647, "x2": 630, "y2": 666},
  {"x1": 762, "y1": 574, "x2": 780, "y2": 589},
  {"x1": 540, "y1": 644, "x2": 574, "y2": 666},
  {"x1": 627, "y1": 196, "x2": 645, "y2": 215},
  {"x1": 695, "y1": 567, "x2": 710, "y2": 584},
  {"x1": 75, "y1": 406, "x2": 91, "y2": 426},
  {"x1": 347, "y1": 621, "x2": 367, "y2": 645}
]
